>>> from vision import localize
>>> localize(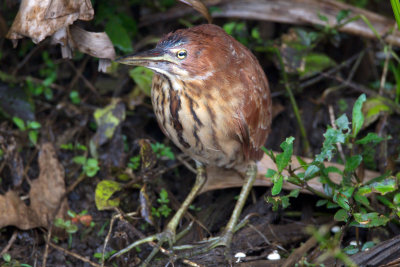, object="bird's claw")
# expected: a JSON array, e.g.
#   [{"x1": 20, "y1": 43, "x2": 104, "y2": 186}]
[{"x1": 110, "y1": 229, "x2": 177, "y2": 267}]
